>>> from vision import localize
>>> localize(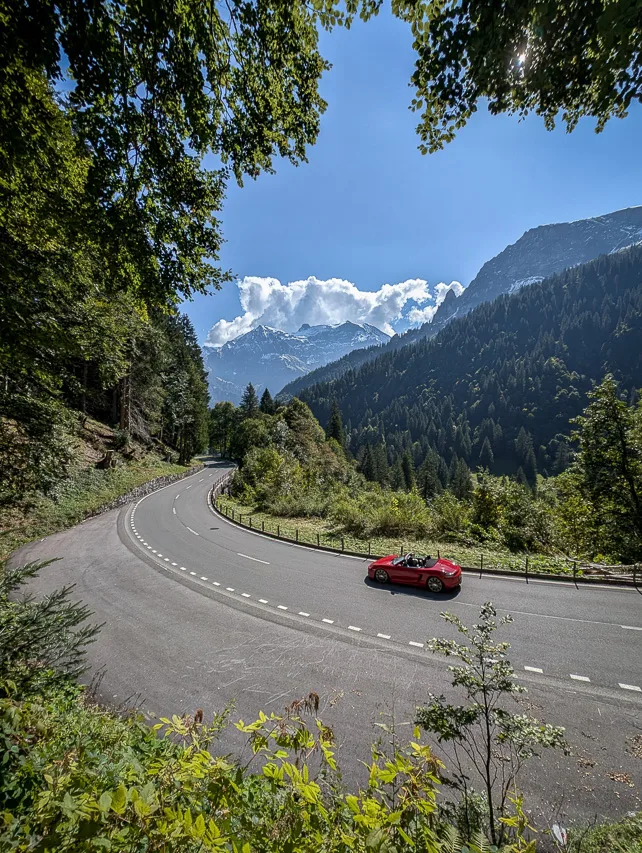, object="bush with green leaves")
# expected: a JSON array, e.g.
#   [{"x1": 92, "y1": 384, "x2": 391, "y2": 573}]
[
  {"x1": 417, "y1": 603, "x2": 566, "y2": 848},
  {"x1": 0, "y1": 560, "x2": 100, "y2": 697}
]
